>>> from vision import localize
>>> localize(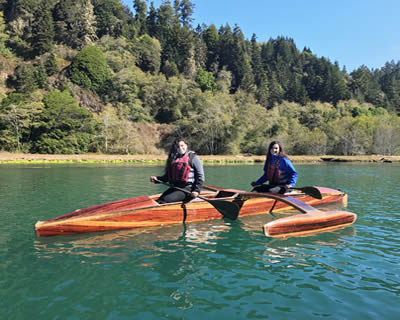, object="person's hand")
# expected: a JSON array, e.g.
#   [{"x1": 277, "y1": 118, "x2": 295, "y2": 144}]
[
  {"x1": 251, "y1": 181, "x2": 257, "y2": 187},
  {"x1": 150, "y1": 176, "x2": 159, "y2": 183},
  {"x1": 192, "y1": 191, "x2": 199, "y2": 198}
]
